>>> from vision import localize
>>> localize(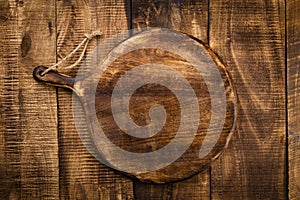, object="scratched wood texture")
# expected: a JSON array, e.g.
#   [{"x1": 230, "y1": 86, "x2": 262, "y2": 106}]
[
  {"x1": 209, "y1": 0, "x2": 286, "y2": 199},
  {"x1": 0, "y1": 0, "x2": 294, "y2": 199},
  {"x1": 0, "y1": 0, "x2": 59, "y2": 199},
  {"x1": 56, "y1": 0, "x2": 133, "y2": 199},
  {"x1": 287, "y1": 0, "x2": 300, "y2": 199}
]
